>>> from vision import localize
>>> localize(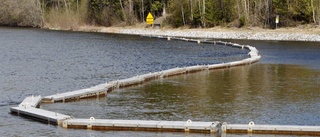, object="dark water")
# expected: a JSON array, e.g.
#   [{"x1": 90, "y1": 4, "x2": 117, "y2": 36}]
[{"x1": 1, "y1": 27, "x2": 320, "y2": 137}]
